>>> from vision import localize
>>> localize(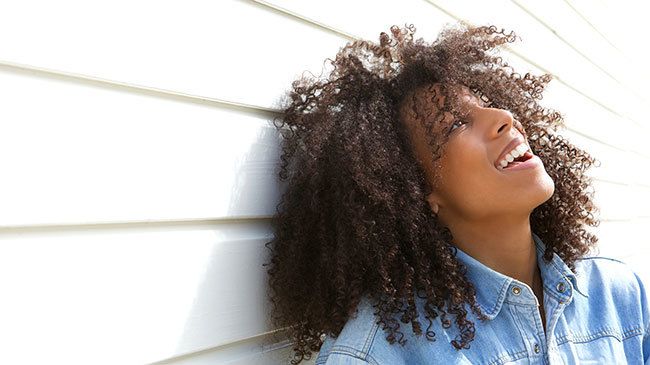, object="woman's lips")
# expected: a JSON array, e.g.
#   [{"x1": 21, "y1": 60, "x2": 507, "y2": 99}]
[{"x1": 494, "y1": 136, "x2": 526, "y2": 169}]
